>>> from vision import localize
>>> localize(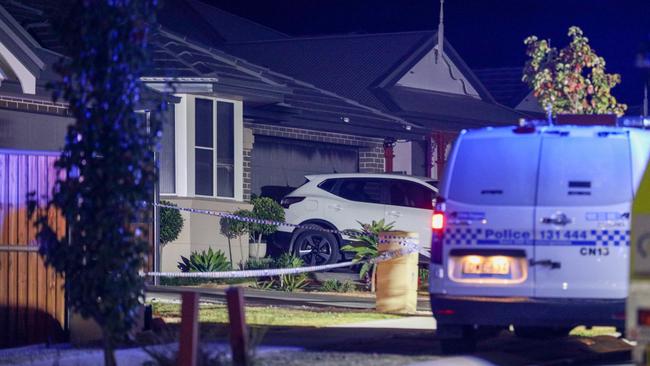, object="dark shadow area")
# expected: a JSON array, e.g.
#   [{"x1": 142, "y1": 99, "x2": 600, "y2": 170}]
[
  {"x1": 154, "y1": 320, "x2": 632, "y2": 365},
  {"x1": 0, "y1": 306, "x2": 66, "y2": 349}
]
